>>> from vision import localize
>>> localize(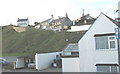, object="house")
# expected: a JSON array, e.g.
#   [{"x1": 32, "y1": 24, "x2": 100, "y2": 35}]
[
  {"x1": 67, "y1": 14, "x2": 96, "y2": 32},
  {"x1": 40, "y1": 17, "x2": 53, "y2": 30},
  {"x1": 34, "y1": 15, "x2": 54, "y2": 30},
  {"x1": 78, "y1": 12, "x2": 119, "y2": 73},
  {"x1": 34, "y1": 13, "x2": 73, "y2": 31},
  {"x1": 75, "y1": 14, "x2": 96, "y2": 26},
  {"x1": 35, "y1": 52, "x2": 61, "y2": 71},
  {"x1": 61, "y1": 43, "x2": 80, "y2": 72},
  {"x1": 14, "y1": 55, "x2": 35, "y2": 69},
  {"x1": 62, "y1": 43, "x2": 79, "y2": 56},
  {"x1": 51, "y1": 13, "x2": 73, "y2": 31},
  {"x1": 17, "y1": 18, "x2": 29, "y2": 27}
]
